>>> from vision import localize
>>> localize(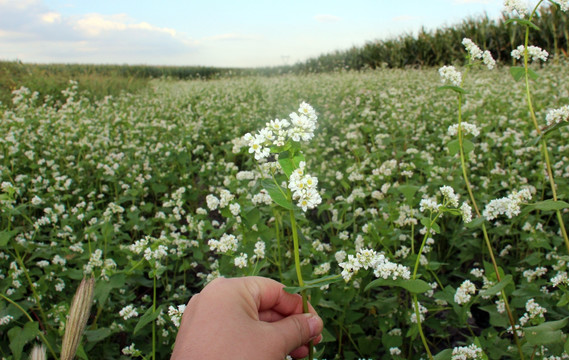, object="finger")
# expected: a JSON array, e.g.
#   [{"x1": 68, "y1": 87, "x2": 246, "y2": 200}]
[
  {"x1": 264, "y1": 313, "x2": 323, "y2": 356},
  {"x1": 245, "y1": 277, "x2": 318, "y2": 316},
  {"x1": 258, "y1": 309, "x2": 285, "y2": 322}
]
